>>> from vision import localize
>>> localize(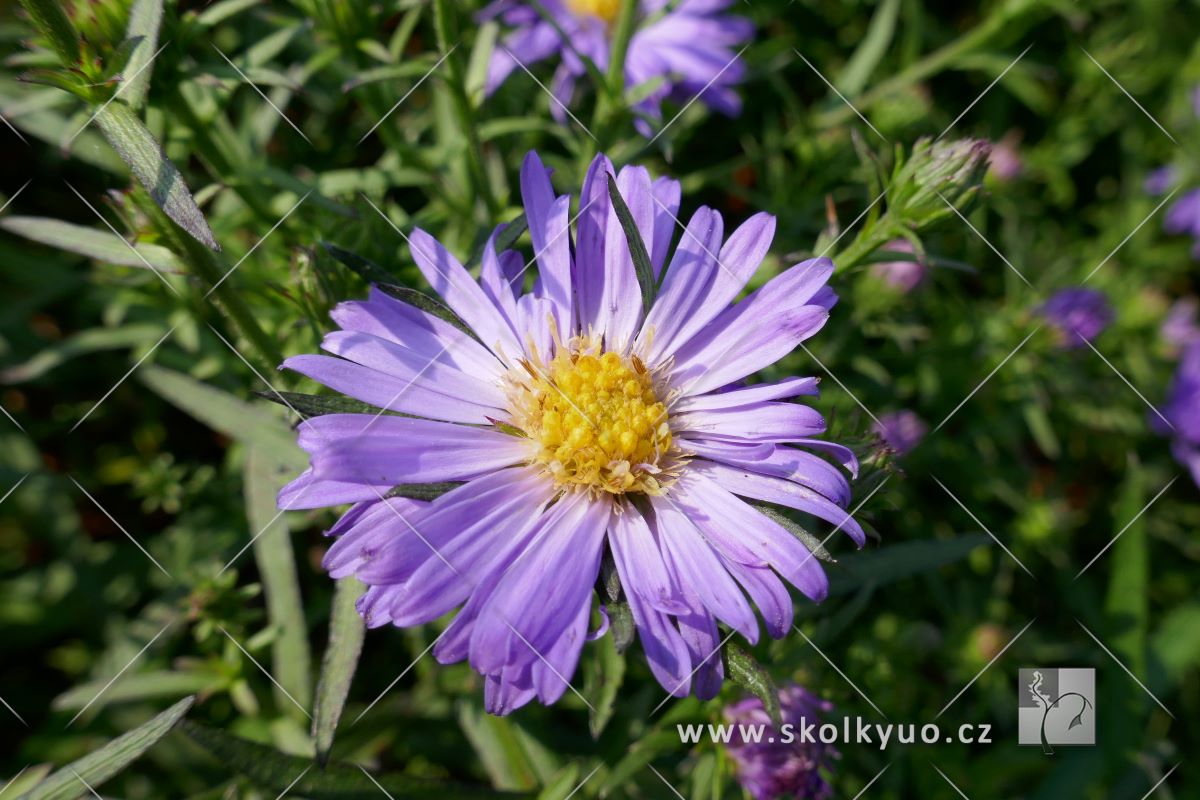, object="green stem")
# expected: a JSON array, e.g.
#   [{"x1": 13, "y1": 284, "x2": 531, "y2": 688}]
[
  {"x1": 18, "y1": 0, "x2": 80, "y2": 68},
  {"x1": 589, "y1": 0, "x2": 638, "y2": 150},
  {"x1": 432, "y1": 0, "x2": 500, "y2": 219}
]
